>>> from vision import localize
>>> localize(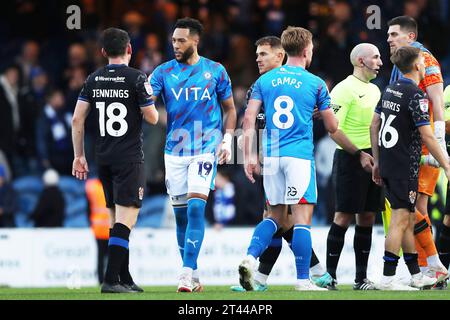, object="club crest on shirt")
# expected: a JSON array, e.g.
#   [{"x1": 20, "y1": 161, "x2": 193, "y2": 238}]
[
  {"x1": 419, "y1": 99, "x2": 428, "y2": 113},
  {"x1": 409, "y1": 190, "x2": 417, "y2": 204},
  {"x1": 204, "y1": 71, "x2": 212, "y2": 80},
  {"x1": 139, "y1": 187, "x2": 144, "y2": 200}
]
